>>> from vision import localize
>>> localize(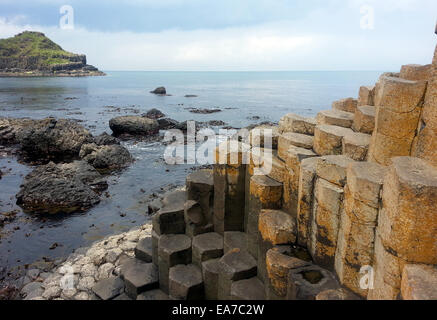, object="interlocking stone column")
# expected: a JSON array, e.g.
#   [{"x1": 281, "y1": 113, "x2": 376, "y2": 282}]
[
  {"x1": 358, "y1": 86, "x2": 375, "y2": 107},
  {"x1": 369, "y1": 157, "x2": 437, "y2": 300},
  {"x1": 213, "y1": 140, "x2": 250, "y2": 234},
  {"x1": 282, "y1": 146, "x2": 317, "y2": 218},
  {"x1": 257, "y1": 209, "x2": 297, "y2": 282},
  {"x1": 368, "y1": 75, "x2": 427, "y2": 165},
  {"x1": 246, "y1": 175, "x2": 283, "y2": 258},
  {"x1": 309, "y1": 156, "x2": 355, "y2": 270},
  {"x1": 413, "y1": 43, "x2": 437, "y2": 167},
  {"x1": 335, "y1": 162, "x2": 386, "y2": 298},
  {"x1": 265, "y1": 246, "x2": 311, "y2": 300},
  {"x1": 186, "y1": 169, "x2": 214, "y2": 236},
  {"x1": 296, "y1": 157, "x2": 320, "y2": 248}
]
